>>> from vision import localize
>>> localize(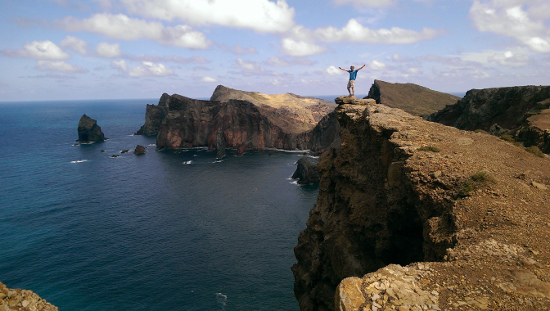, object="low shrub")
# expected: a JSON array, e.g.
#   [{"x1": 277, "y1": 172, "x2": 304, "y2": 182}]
[{"x1": 458, "y1": 171, "x2": 496, "y2": 197}]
